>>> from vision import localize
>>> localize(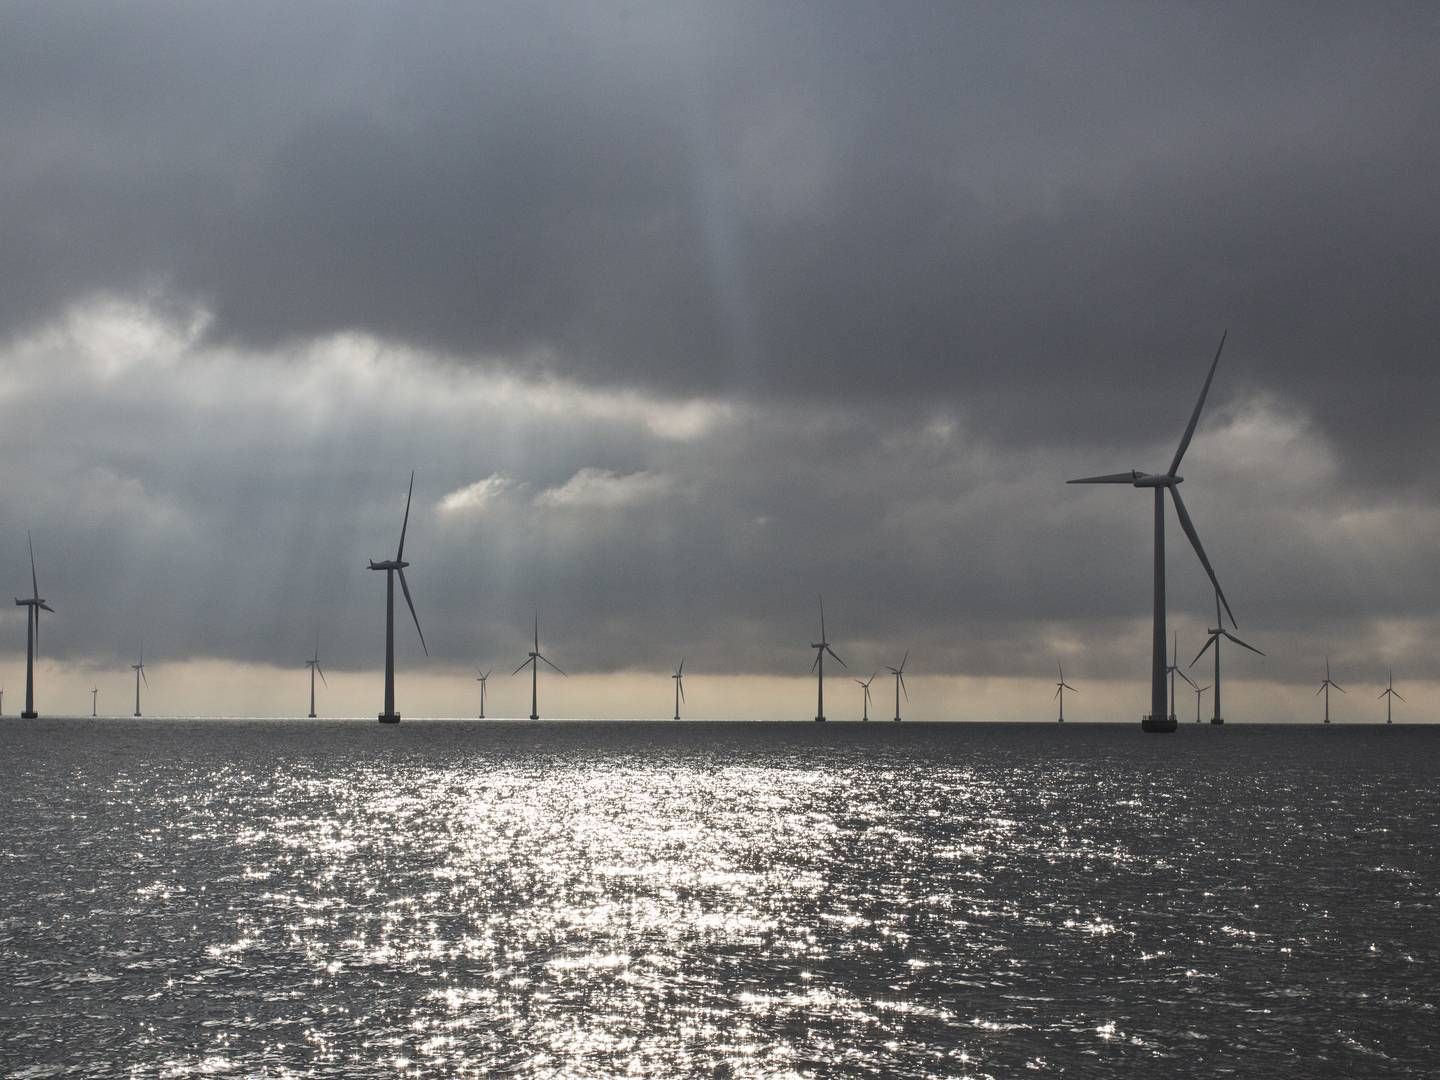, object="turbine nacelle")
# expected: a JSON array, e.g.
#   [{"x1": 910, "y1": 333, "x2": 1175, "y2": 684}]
[{"x1": 368, "y1": 559, "x2": 410, "y2": 571}]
